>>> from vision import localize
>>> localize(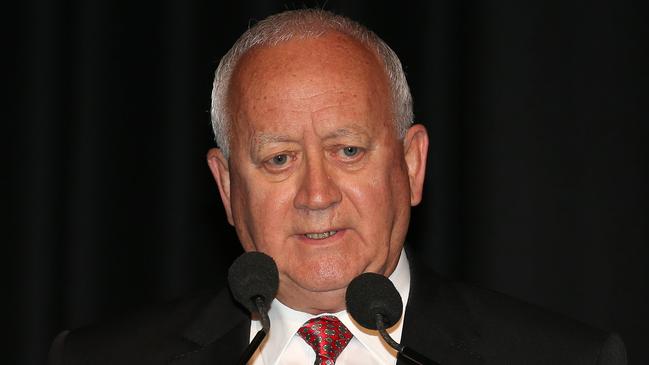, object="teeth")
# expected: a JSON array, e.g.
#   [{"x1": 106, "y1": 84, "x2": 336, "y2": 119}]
[{"x1": 305, "y1": 230, "x2": 337, "y2": 240}]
